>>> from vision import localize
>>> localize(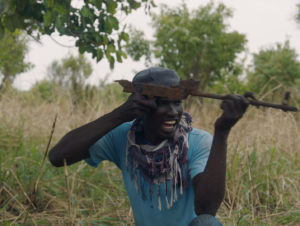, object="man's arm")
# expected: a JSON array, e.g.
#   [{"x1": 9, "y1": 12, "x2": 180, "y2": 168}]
[
  {"x1": 192, "y1": 95, "x2": 249, "y2": 216},
  {"x1": 49, "y1": 93, "x2": 156, "y2": 167}
]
